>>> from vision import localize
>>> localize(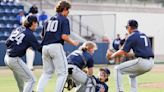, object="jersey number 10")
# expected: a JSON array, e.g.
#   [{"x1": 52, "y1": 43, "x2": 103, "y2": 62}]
[{"x1": 46, "y1": 20, "x2": 58, "y2": 32}]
